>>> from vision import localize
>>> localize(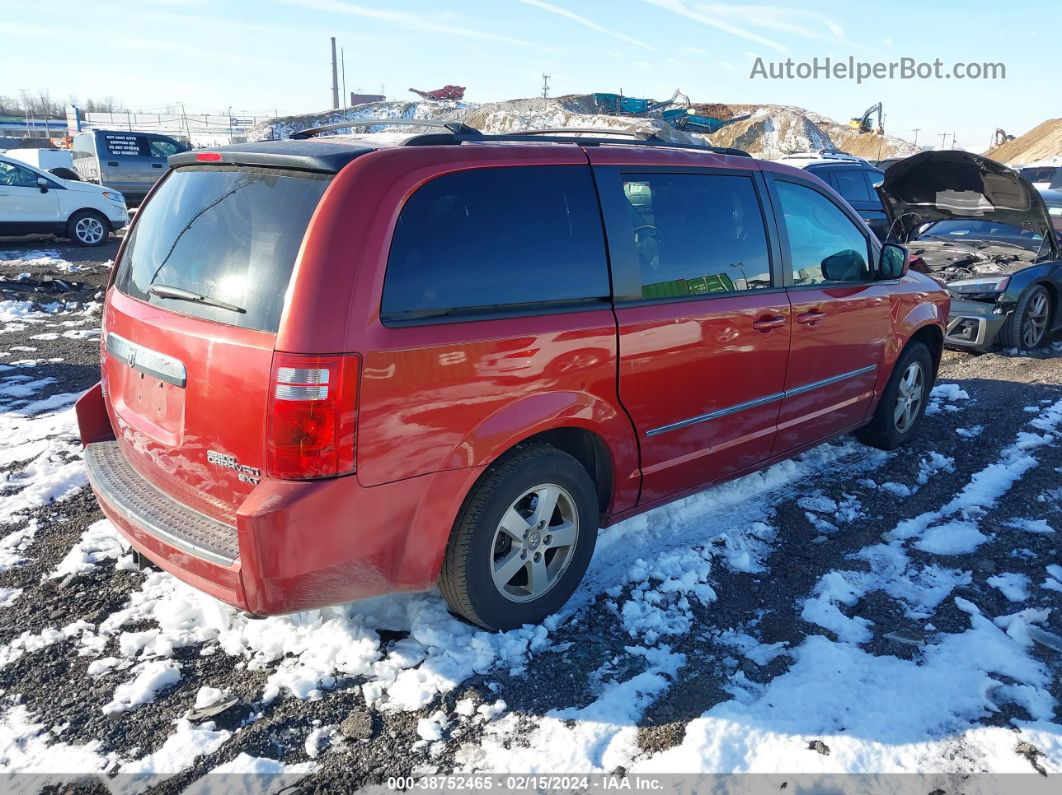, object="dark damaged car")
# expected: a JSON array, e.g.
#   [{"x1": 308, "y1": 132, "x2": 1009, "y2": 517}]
[{"x1": 879, "y1": 151, "x2": 1062, "y2": 352}]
